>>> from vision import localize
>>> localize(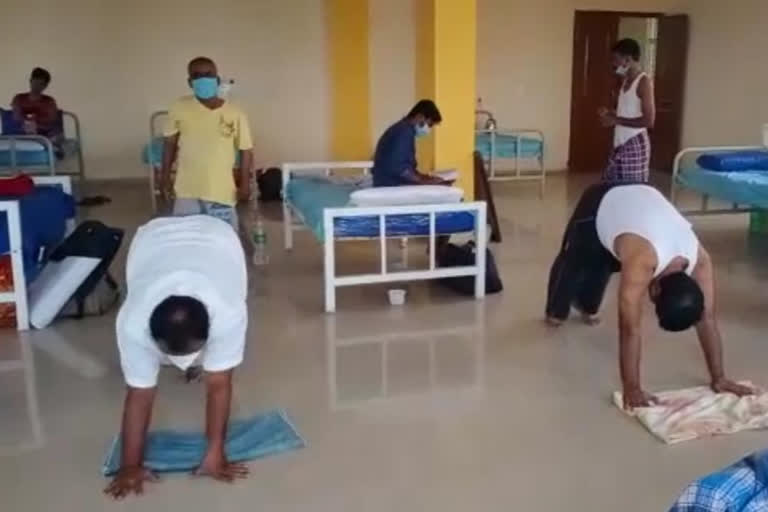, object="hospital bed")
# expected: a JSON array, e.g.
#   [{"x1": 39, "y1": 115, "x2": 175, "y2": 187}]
[
  {"x1": 0, "y1": 176, "x2": 75, "y2": 330},
  {"x1": 671, "y1": 145, "x2": 768, "y2": 215},
  {"x1": 474, "y1": 109, "x2": 545, "y2": 194},
  {"x1": 0, "y1": 109, "x2": 85, "y2": 179},
  {"x1": 282, "y1": 161, "x2": 488, "y2": 313}
]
